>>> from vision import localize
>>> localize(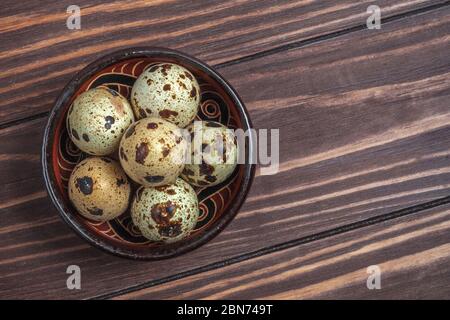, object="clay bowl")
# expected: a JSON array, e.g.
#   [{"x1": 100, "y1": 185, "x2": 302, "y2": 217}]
[{"x1": 42, "y1": 47, "x2": 255, "y2": 260}]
